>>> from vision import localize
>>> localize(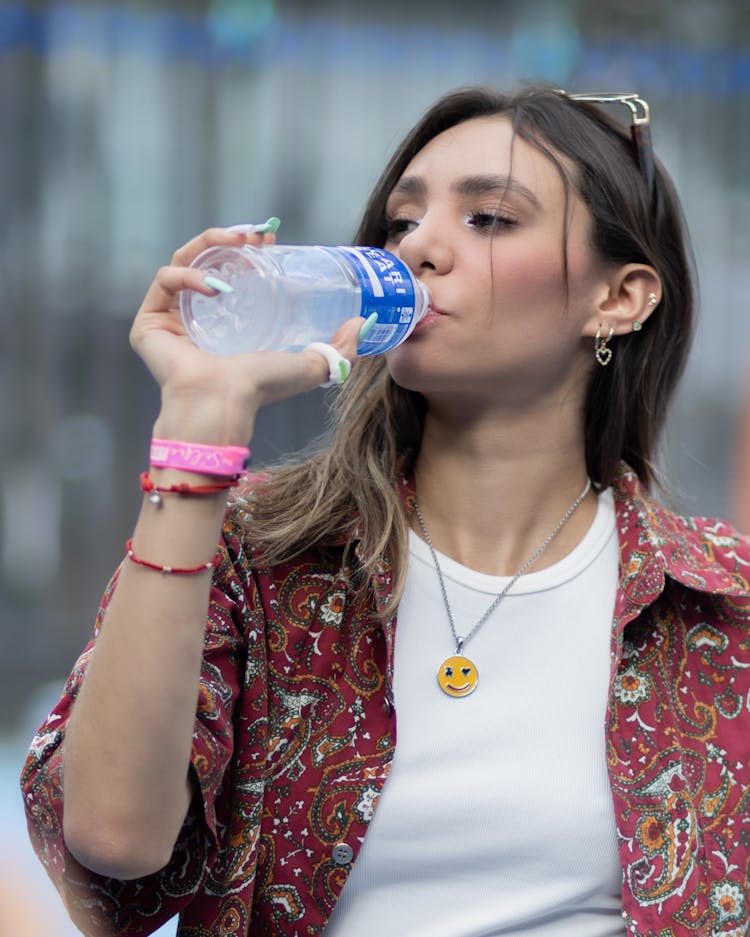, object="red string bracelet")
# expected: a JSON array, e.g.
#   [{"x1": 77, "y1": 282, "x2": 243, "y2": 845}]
[
  {"x1": 140, "y1": 471, "x2": 236, "y2": 506},
  {"x1": 125, "y1": 539, "x2": 221, "y2": 575}
]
